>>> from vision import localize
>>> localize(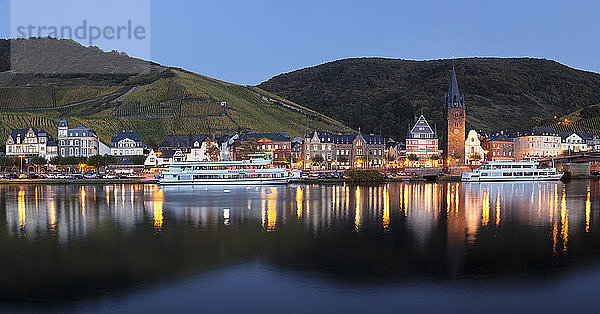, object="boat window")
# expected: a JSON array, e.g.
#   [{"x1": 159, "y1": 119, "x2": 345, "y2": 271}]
[
  {"x1": 503, "y1": 172, "x2": 512, "y2": 176},
  {"x1": 524, "y1": 172, "x2": 533, "y2": 176},
  {"x1": 481, "y1": 173, "x2": 489, "y2": 176},
  {"x1": 549, "y1": 172, "x2": 556, "y2": 175}
]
